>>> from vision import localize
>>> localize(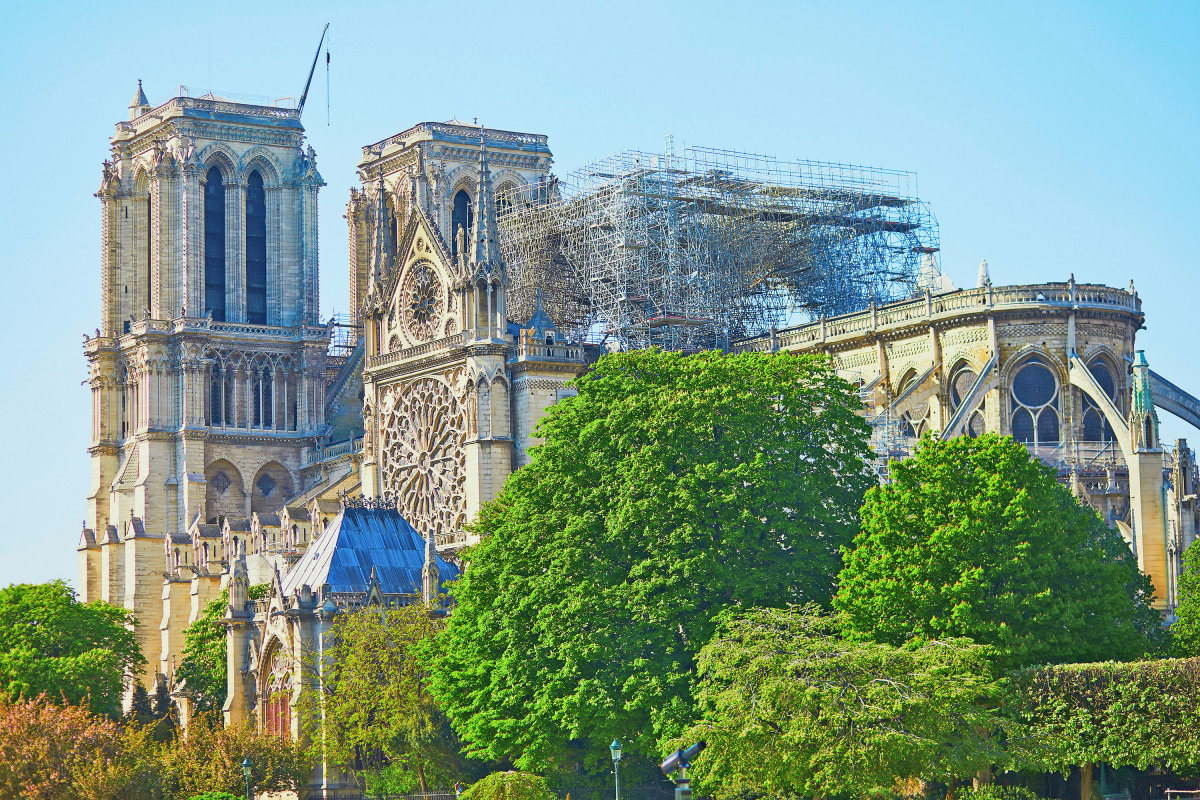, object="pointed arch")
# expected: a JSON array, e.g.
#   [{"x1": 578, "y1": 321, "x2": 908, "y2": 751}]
[
  {"x1": 240, "y1": 148, "x2": 283, "y2": 187},
  {"x1": 250, "y1": 461, "x2": 292, "y2": 514},
  {"x1": 205, "y1": 459, "x2": 245, "y2": 521}
]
